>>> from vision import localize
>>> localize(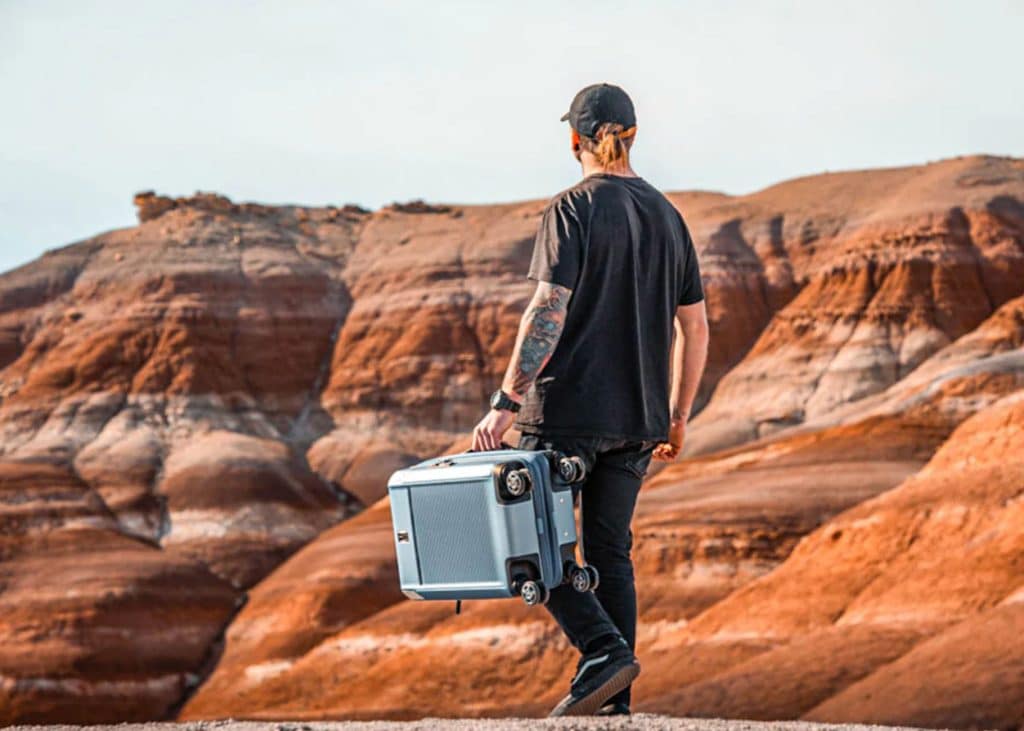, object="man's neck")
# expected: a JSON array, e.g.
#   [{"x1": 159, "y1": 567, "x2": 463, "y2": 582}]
[{"x1": 580, "y1": 159, "x2": 638, "y2": 179}]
